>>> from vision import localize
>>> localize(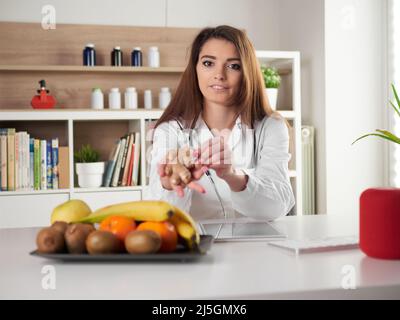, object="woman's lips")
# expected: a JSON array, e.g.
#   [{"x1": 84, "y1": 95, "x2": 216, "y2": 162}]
[{"x1": 210, "y1": 85, "x2": 229, "y2": 91}]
